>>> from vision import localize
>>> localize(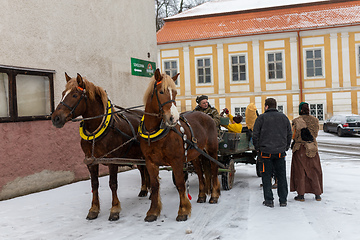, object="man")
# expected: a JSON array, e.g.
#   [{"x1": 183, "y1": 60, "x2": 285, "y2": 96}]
[
  {"x1": 253, "y1": 98, "x2": 292, "y2": 208},
  {"x1": 193, "y1": 95, "x2": 220, "y2": 128}
]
